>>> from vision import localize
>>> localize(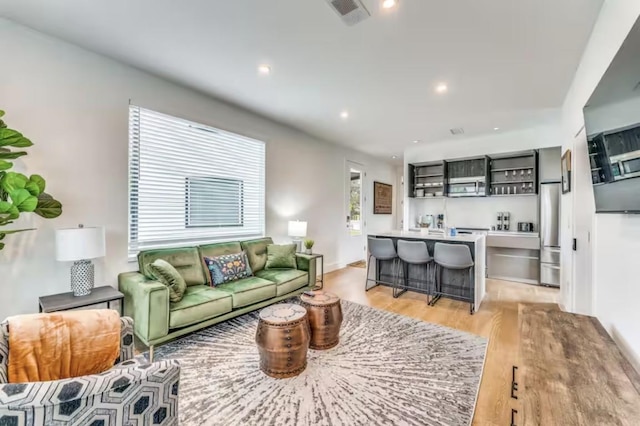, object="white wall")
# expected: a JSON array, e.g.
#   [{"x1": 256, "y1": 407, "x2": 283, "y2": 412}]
[
  {"x1": 403, "y1": 124, "x2": 562, "y2": 230},
  {"x1": 0, "y1": 19, "x2": 396, "y2": 318},
  {"x1": 559, "y1": 0, "x2": 640, "y2": 363}
]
